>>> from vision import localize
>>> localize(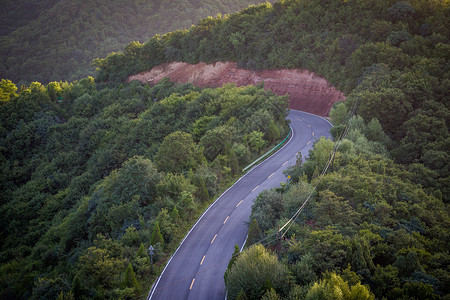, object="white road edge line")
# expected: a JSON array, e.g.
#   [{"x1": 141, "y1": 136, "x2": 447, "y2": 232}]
[
  {"x1": 226, "y1": 110, "x2": 331, "y2": 300},
  {"x1": 148, "y1": 123, "x2": 295, "y2": 300},
  {"x1": 148, "y1": 110, "x2": 331, "y2": 299},
  {"x1": 240, "y1": 234, "x2": 248, "y2": 252},
  {"x1": 148, "y1": 110, "x2": 332, "y2": 299},
  {"x1": 297, "y1": 109, "x2": 333, "y2": 127}
]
